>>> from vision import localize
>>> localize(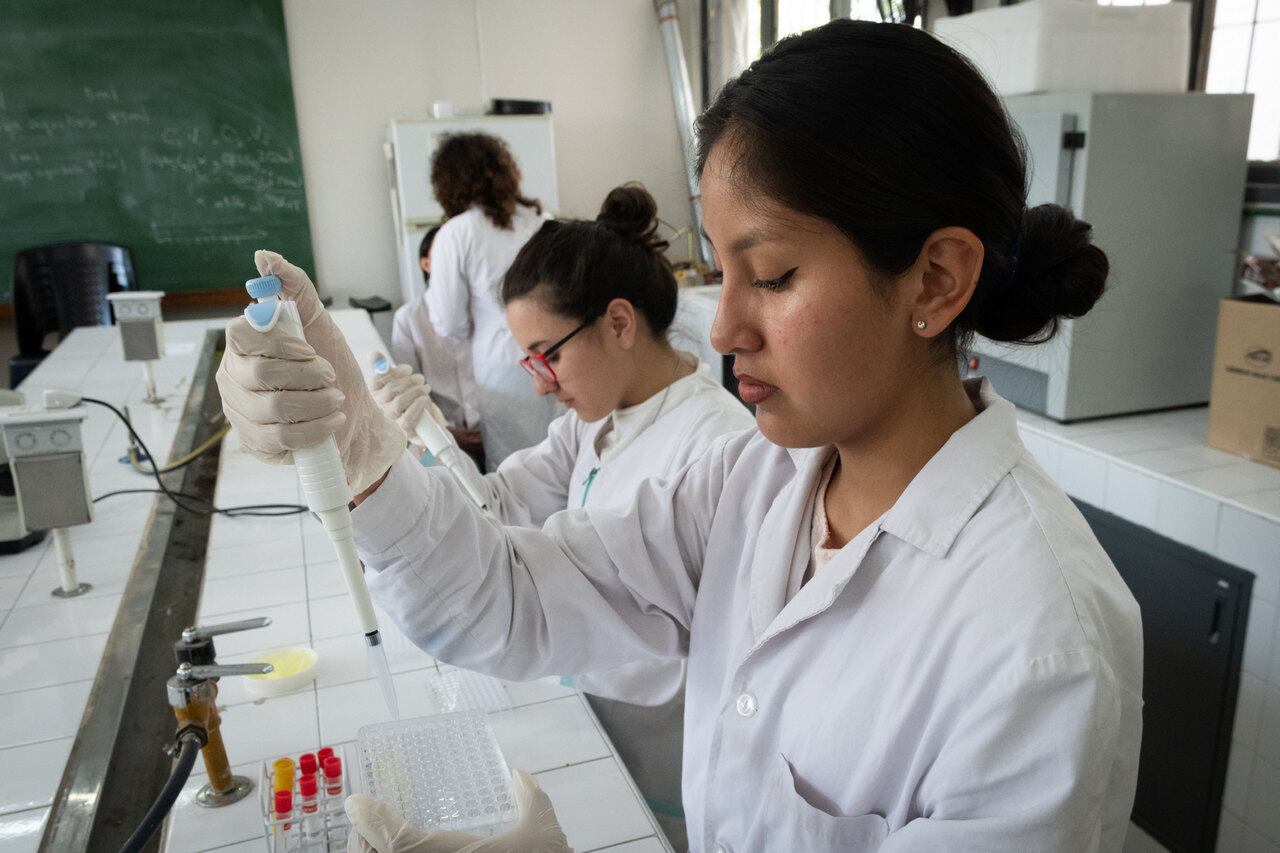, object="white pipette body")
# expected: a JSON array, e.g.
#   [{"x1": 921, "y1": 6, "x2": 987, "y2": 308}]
[
  {"x1": 371, "y1": 356, "x2": 492, "y2": 514},
  {"x1": 242, "y1": 276, "x2": 379, "y2": 640}
]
